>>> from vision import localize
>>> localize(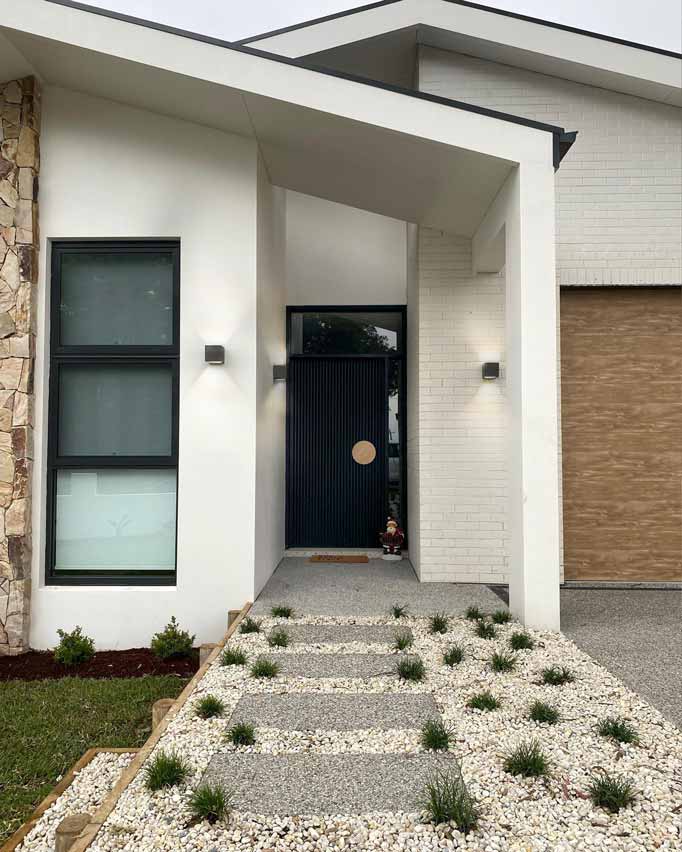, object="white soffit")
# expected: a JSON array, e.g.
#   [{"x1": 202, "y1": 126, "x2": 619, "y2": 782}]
[{"x1": 244, "y1": 0, "x2": 682, "y2": 107}]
